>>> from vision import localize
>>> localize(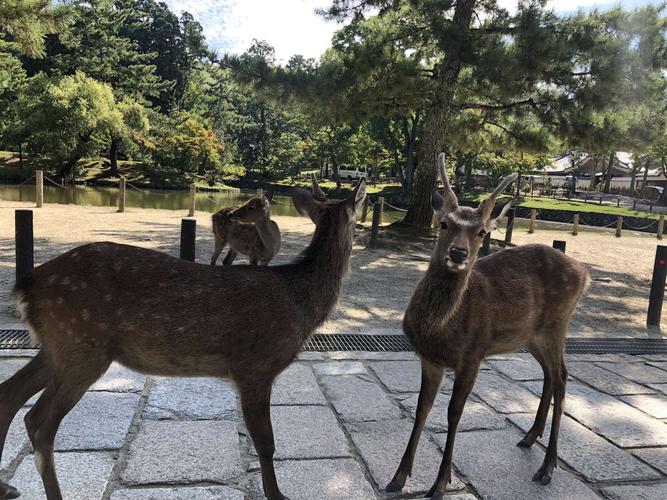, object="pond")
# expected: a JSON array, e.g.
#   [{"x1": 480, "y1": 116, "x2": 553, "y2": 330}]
[{"x1": 0, "y1": 183, "x2": 301, "y2": 217}]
